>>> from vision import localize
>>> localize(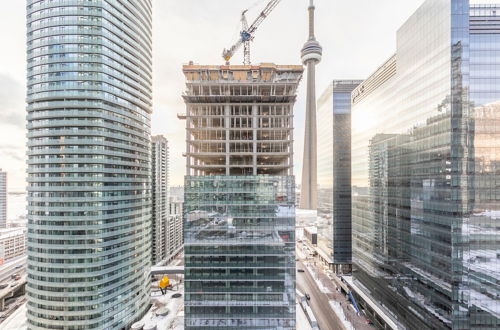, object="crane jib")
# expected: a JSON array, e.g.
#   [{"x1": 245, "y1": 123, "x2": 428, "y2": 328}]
[{"x1": 221, "y1": 0, "x2": 282, "y2": 64}]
